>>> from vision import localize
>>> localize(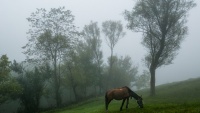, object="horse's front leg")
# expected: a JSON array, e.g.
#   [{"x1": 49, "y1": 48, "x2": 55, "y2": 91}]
[
  {"x1": 126, "y1": 98, "x2": 129, "y2": 109},
  {"x1": 120, "y1": 99, "x2": 126, "y2": 111}
]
